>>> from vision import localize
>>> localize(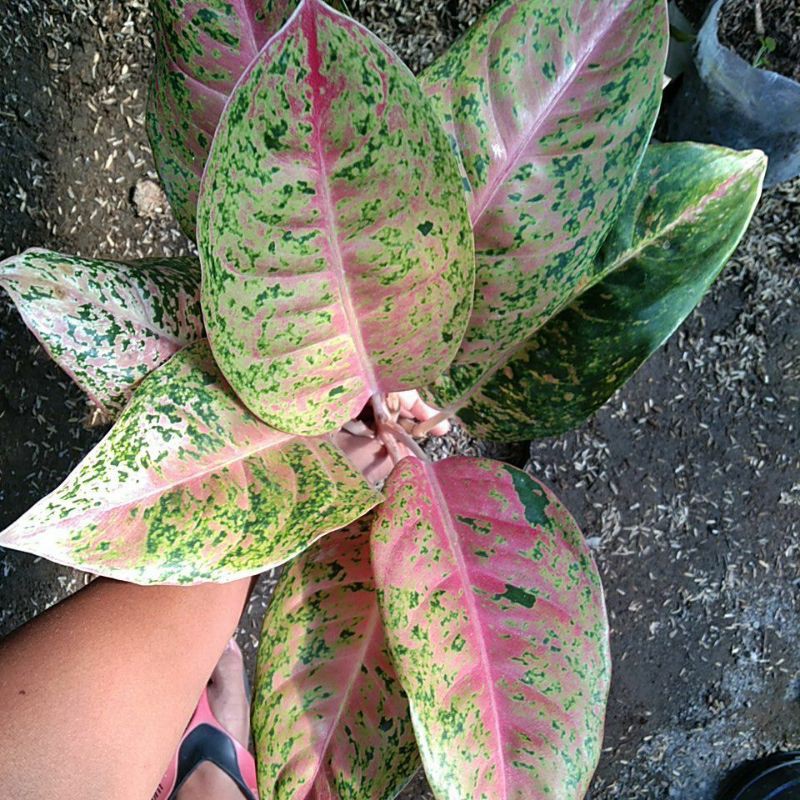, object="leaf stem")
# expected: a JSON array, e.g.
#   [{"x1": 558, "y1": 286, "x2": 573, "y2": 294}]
[
  {"x1": 382, "y1": 420, "x2": 429, "y2": 462},
  {"x1": 371, "y1": 393, "x2": 393, "y2": 423},
  {"x1": 412, "y1": 407, "x2": 454, "y2": 437},
  {"x1": 371, "y1": 392, "x2": 434, "y2": 461}
]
